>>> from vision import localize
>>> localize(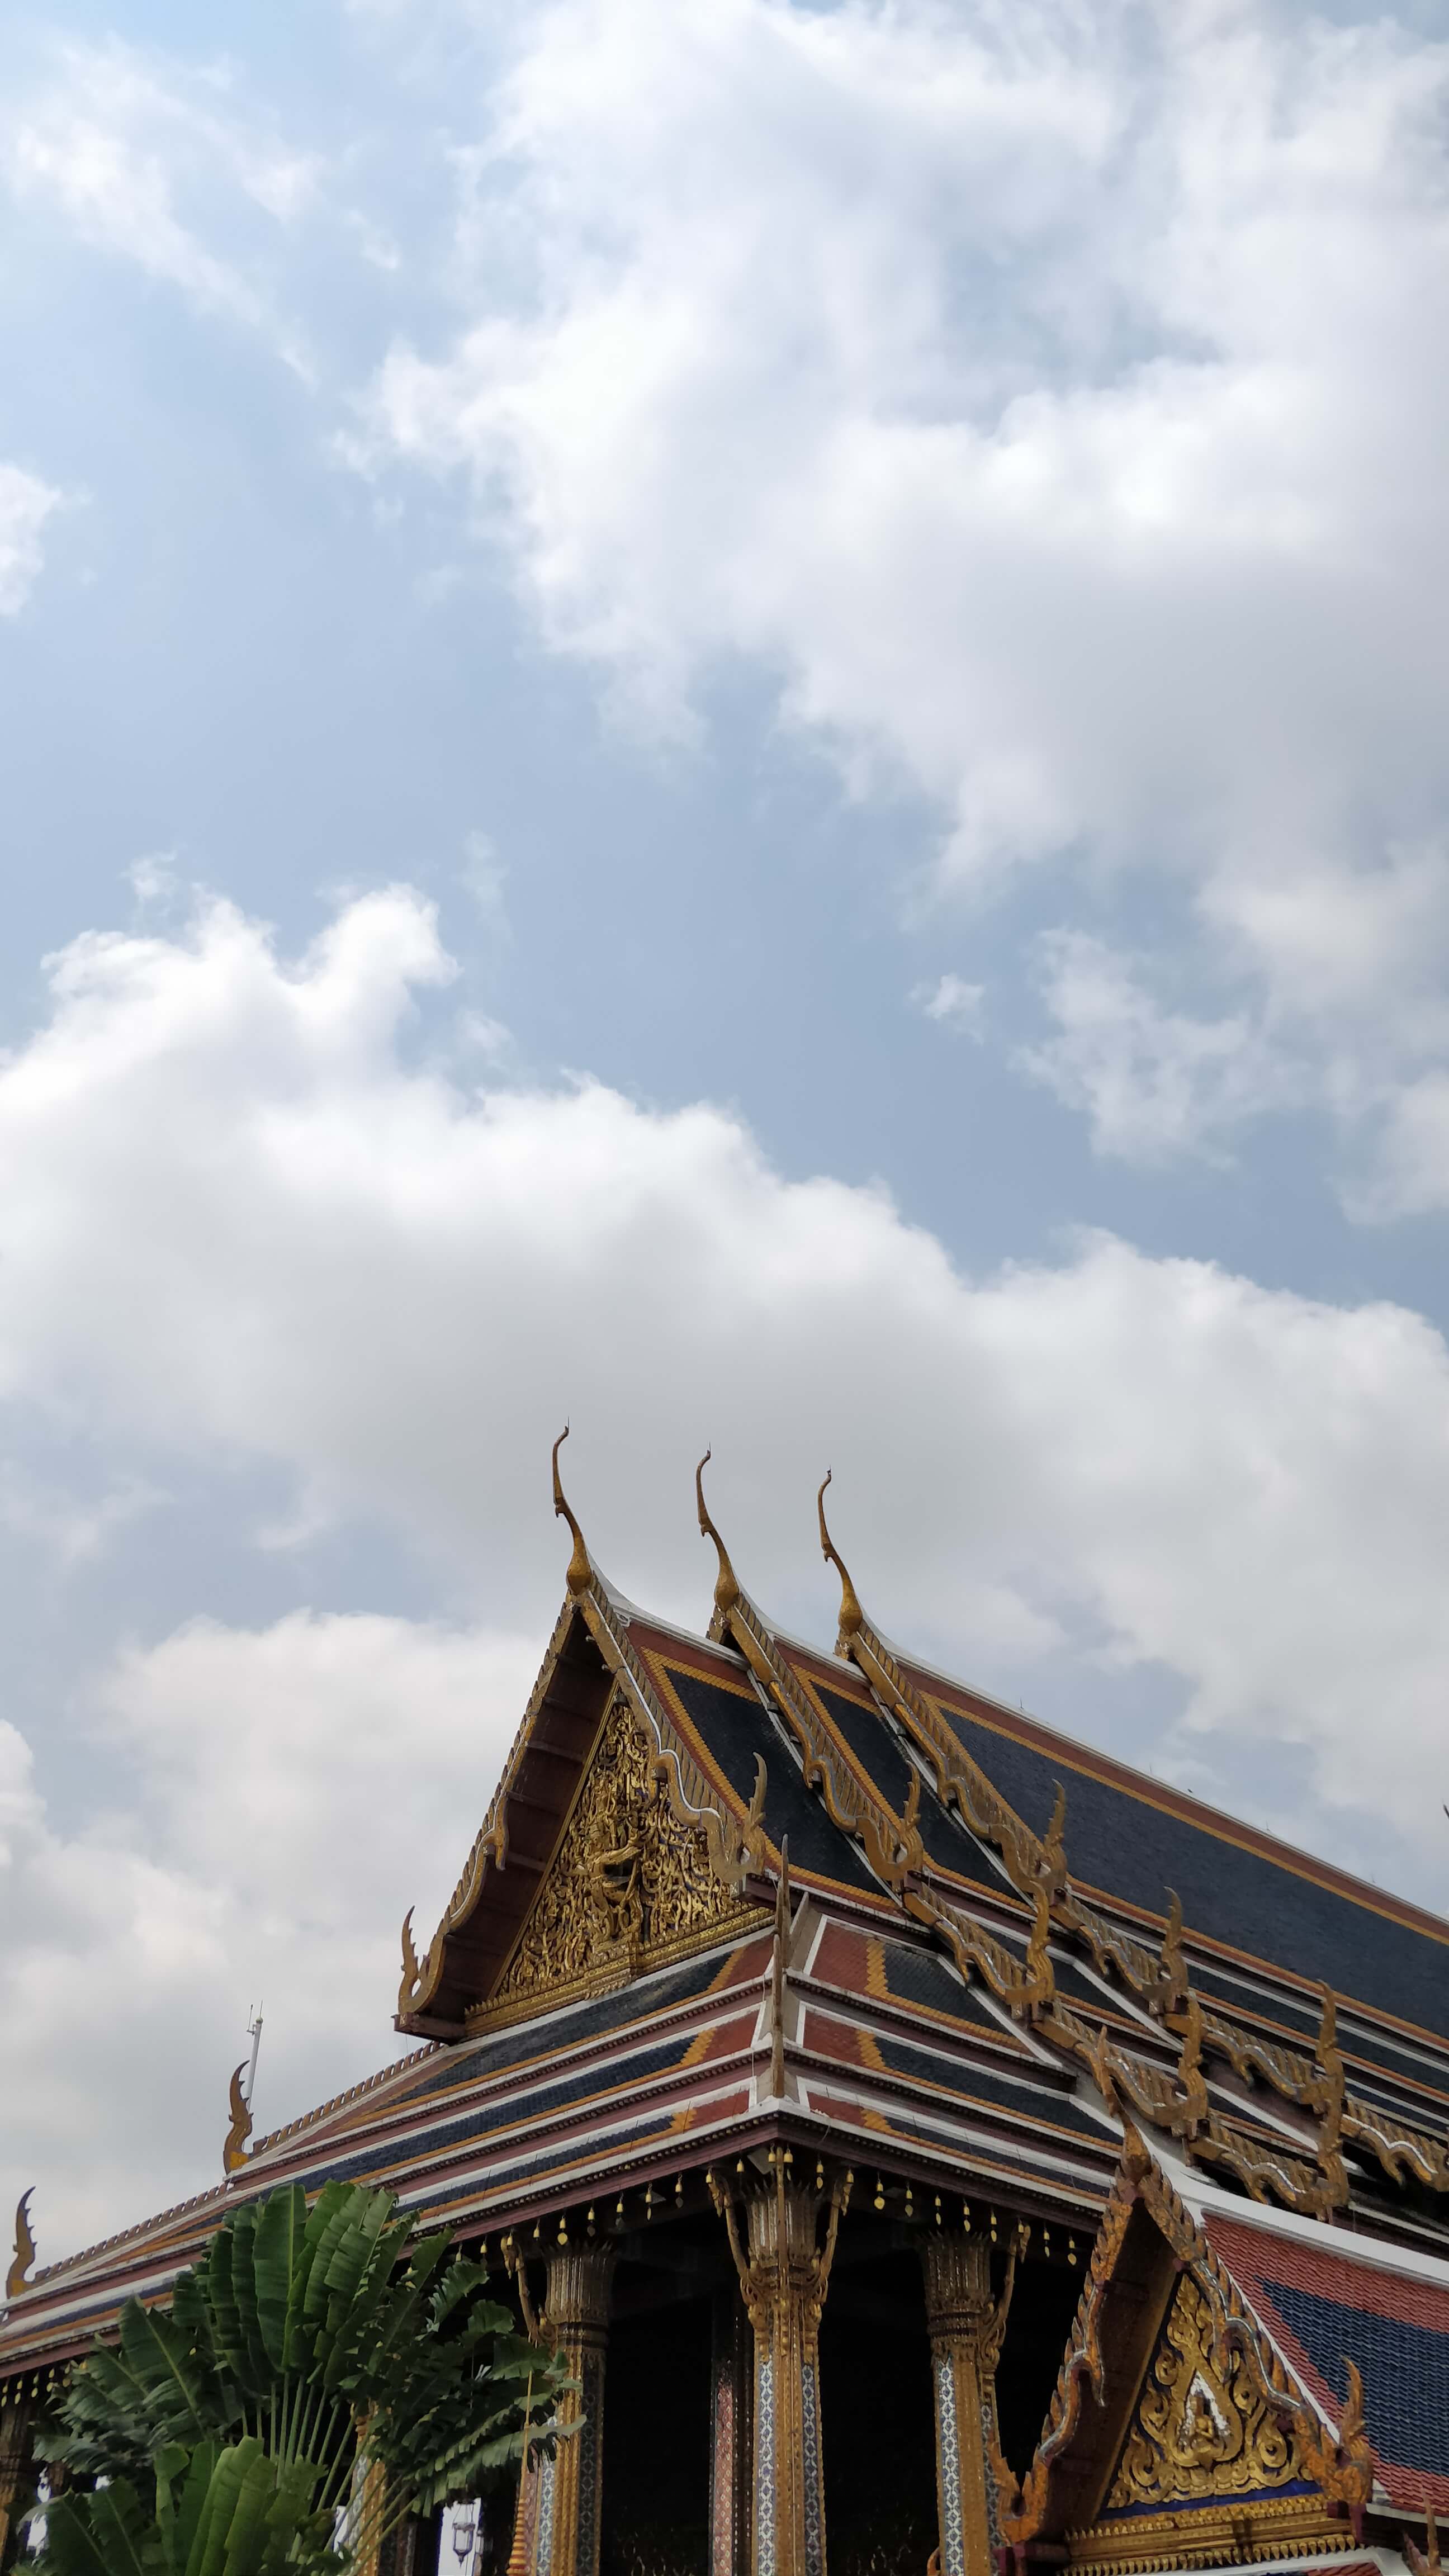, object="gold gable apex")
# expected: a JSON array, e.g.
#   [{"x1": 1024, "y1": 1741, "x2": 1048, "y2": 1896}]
[{"x1": 478, "y1": 1685, "x2": 765, "y2": 2030}]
